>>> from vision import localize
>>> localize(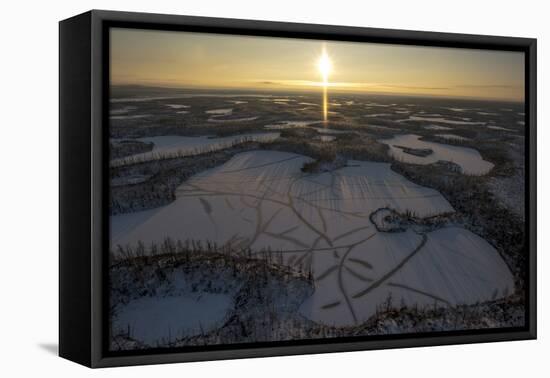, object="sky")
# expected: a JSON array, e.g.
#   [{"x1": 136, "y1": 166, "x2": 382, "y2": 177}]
[{"x1": 110, "y1": 27, "x2": 525, "y2": 102}]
